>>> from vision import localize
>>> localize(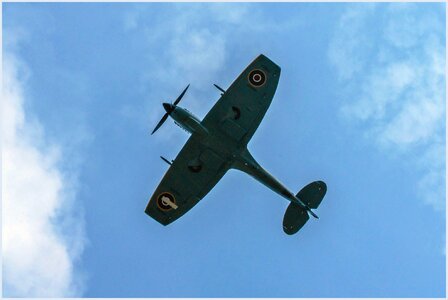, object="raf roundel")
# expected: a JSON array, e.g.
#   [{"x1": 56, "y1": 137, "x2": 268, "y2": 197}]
[
  {"x1": 248, "y1": 69, "x2": 266, "y2": 87},
  {"x1": 156, "y1": 192, "x2": 177, "y2": 211}
]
